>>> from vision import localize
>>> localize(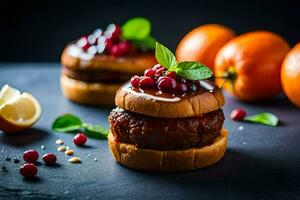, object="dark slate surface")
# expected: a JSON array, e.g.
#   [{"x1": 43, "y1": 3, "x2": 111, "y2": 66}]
[{"x1": 0, "y1": 63, "x2": 299, "y2": 200}]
